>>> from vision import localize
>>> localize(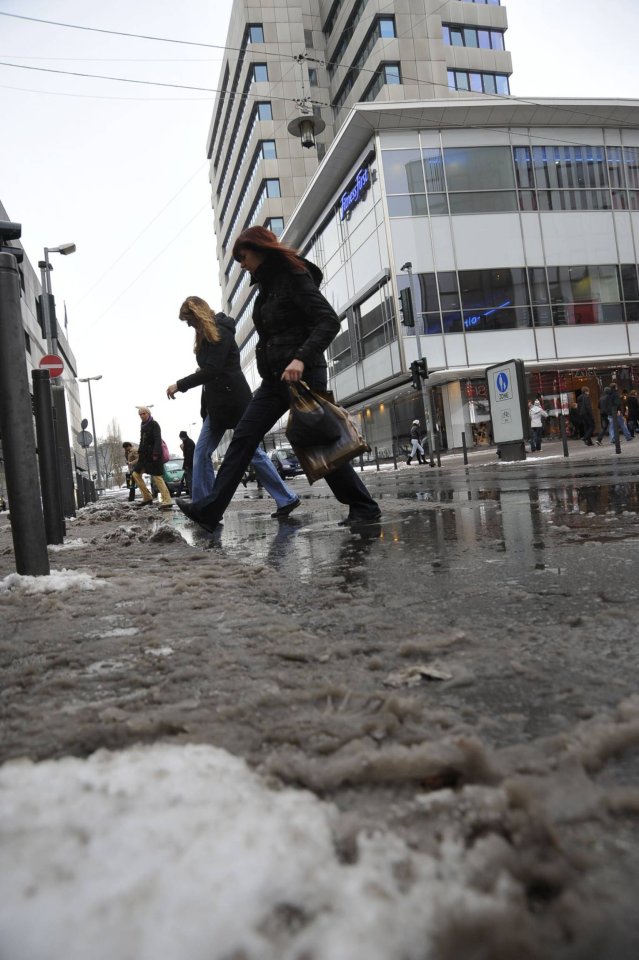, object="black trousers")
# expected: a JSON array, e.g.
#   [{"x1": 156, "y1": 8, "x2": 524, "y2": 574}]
[{"x1": 196, "y1": 370, "x2": 379, "y2": 525}]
